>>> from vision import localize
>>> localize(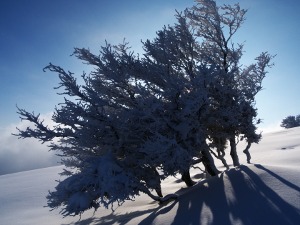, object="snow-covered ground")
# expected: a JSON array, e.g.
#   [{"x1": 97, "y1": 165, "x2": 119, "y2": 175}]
[{"x1": 1, "y1": 127, "x2": 300, "y2": 225}]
